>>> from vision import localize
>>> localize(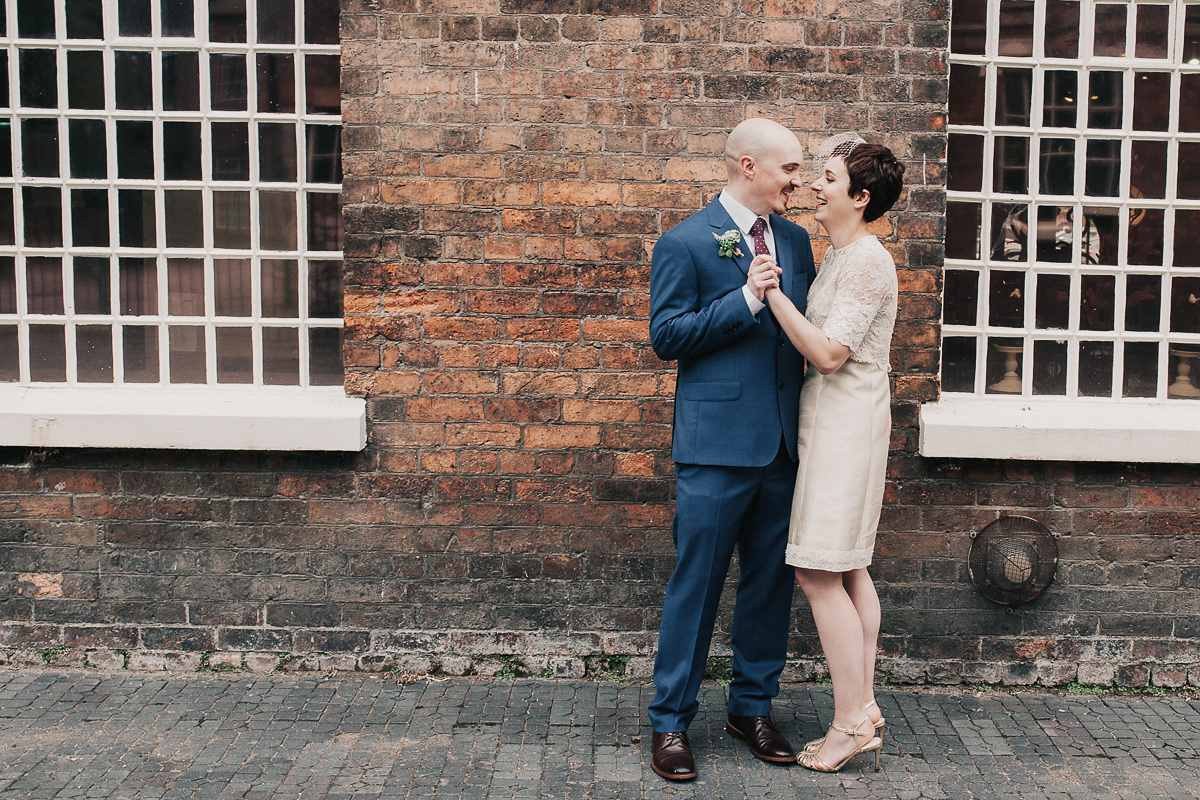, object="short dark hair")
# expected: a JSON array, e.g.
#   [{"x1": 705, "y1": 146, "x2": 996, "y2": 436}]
[{"x1": 843, "y1": 144, "x2": 905, "y2": 223}]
